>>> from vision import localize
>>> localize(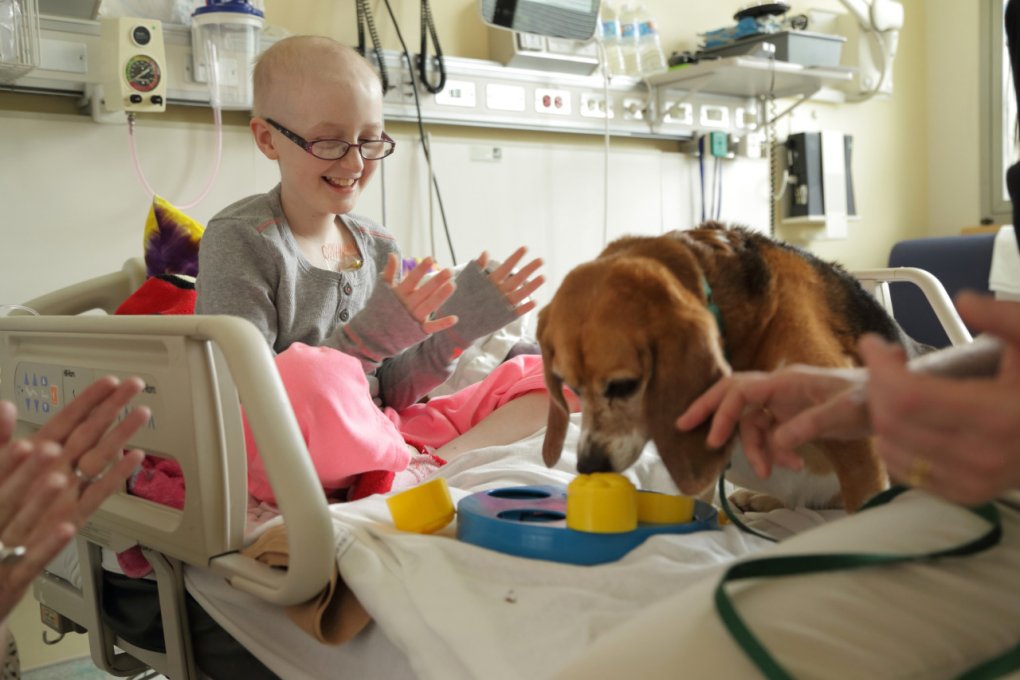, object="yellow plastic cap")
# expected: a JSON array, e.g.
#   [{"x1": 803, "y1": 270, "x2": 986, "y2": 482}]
[
  {"x1": 636, "y1": 491, "x2": 695, "y2": 524},
  {"x1": 566, "y1": 473, "x2": 637, "y2": 534},
  {"x1": 386, "y1": 477, "x2": 455, "y2": 534}
]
